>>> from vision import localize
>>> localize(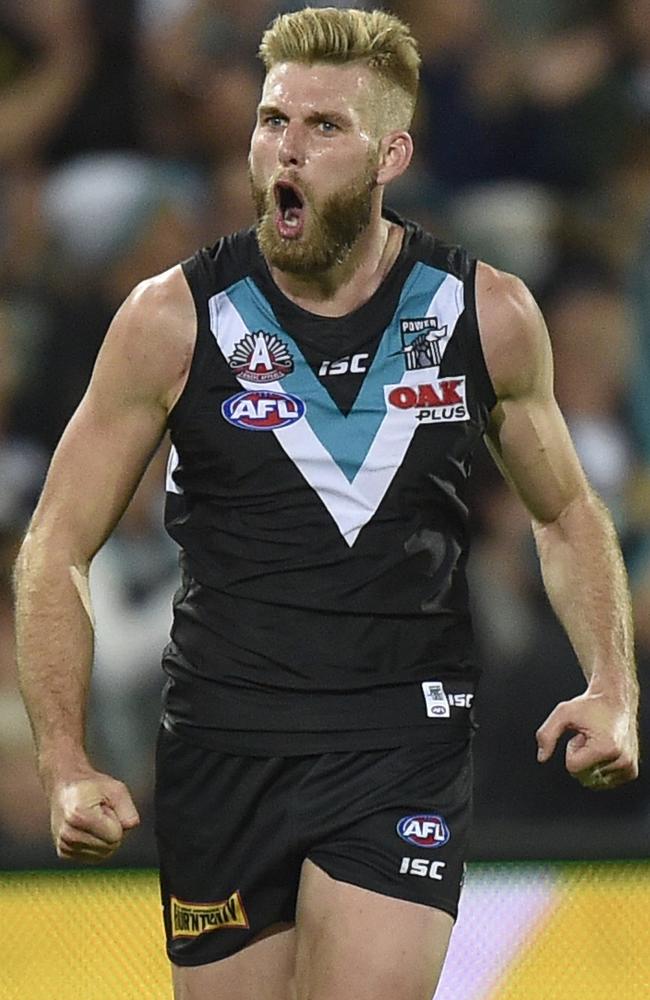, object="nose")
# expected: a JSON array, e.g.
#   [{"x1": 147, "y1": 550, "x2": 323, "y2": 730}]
[{"x1": 278, "y1": 122, "x2": 306, "y2": 168}]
